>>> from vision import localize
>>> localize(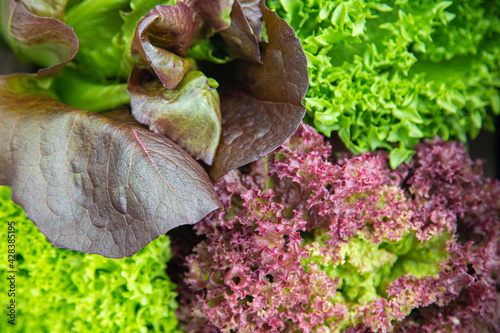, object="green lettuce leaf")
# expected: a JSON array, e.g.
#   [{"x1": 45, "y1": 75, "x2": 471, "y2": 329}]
[
  {"x1": 64, "y1": 0, "x2": 129, "y2": 81},
  {"x1": 18, "y1": 0, "x2": 67, "y2": 20},
  {"x1": 269, "y1": 0, "x2": 500, "y2": 166},
  {"x1": 128, "y1": 68, "x2": 222, "y2": 165},
  {"x1": 53, "y1": 68, "x2": 130, "y2": 112},
  {"x1": 0, "y1": 186, "x2": 181, "y2": 332}
]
